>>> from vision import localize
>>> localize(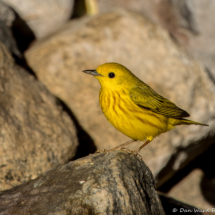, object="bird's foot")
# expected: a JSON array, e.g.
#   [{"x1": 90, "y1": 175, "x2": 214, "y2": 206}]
[
  {"x1": 95, "y1": 149, "x2": 109, "y2": 154},
  {"x1": 120, "y1": 147, "x2": 133, "y2": 154},
  {"x1": 120, "y1": 148, "x2": 143, "y2": 160},
  {"x1": 132, "y1": 150, "x2": 143, "y2": 160},
  {"x1": 95, "y1": 147, "x2": 123, "y2": 153}
]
